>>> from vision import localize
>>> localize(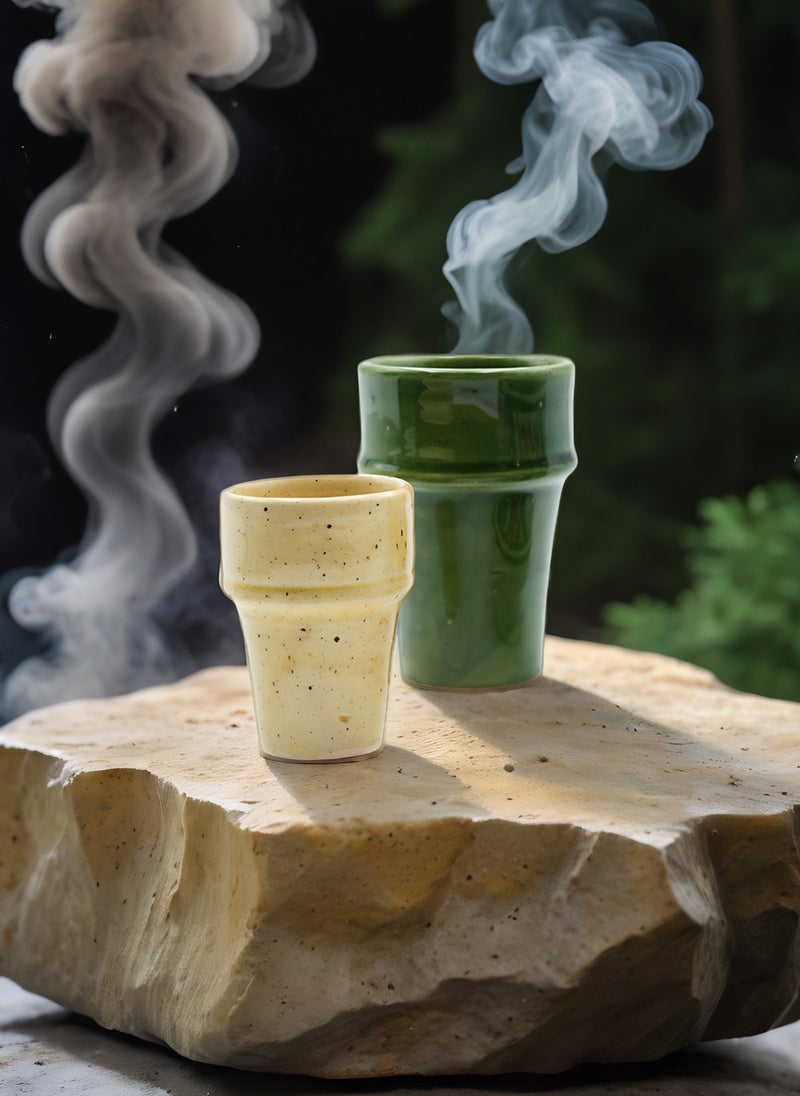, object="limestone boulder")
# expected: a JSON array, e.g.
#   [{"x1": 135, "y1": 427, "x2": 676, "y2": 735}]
[{"x1": 0, "y1": 638, "x2": 798, "y2": 1077}]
